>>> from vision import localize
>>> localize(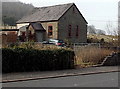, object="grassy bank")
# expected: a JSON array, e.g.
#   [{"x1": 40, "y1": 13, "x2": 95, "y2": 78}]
[{"x1": 75, "y1": 46, "x2": 114, "y2": 67}]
